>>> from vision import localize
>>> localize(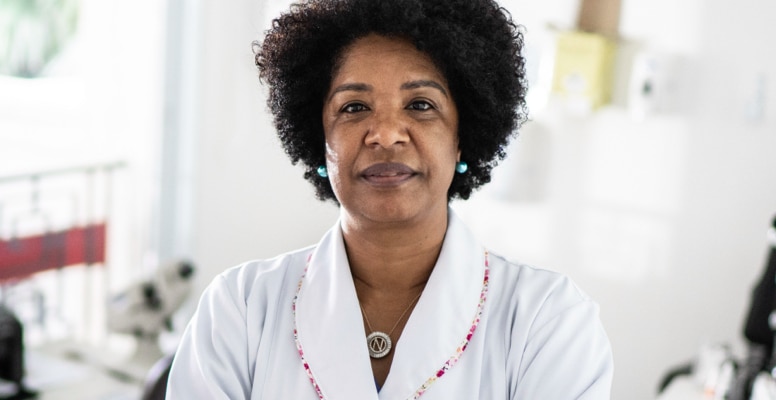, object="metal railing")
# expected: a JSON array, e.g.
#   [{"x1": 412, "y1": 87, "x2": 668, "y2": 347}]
[{"x1": 0, "y1": 161, "x2": 127, "y2": 345}]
